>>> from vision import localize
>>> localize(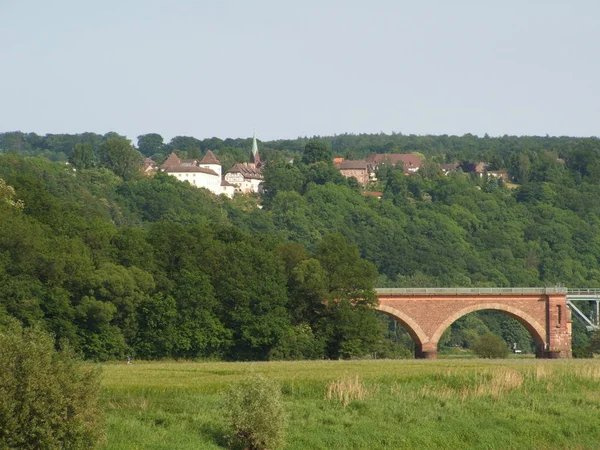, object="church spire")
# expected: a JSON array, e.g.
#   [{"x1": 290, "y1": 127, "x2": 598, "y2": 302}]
[{"x1": 251, "y1": 132, "x2": 261, "y2": 167}]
